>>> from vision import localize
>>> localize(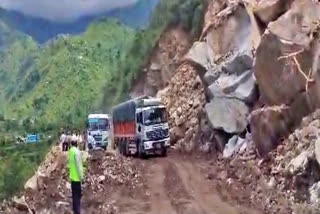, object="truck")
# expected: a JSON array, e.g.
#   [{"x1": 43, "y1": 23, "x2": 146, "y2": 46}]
[
  {"x1": 112, "y1": 96, "x2": 170, "y2": 157},
  {"x1": 86, "y1": 114, "x2": 111, "y2": 150}
]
